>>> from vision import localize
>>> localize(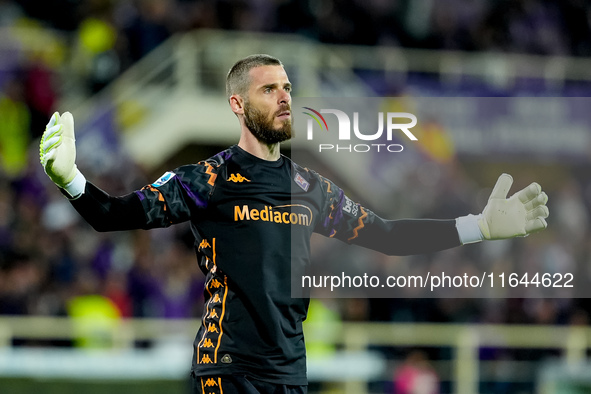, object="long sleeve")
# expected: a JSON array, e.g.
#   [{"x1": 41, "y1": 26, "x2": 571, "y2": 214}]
[
  {"x1": 314, "y1": 175, "x2": 461, "y2": 256},
  {"x1": 343, "y1": 215, "x2": 460, "y2": 256},
  {"x1": 69, "y1": 162, "x2": 218, "y2": 232},
  {"x1": 69, "y1": 182, "x2": 148, "y2": 232}
]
